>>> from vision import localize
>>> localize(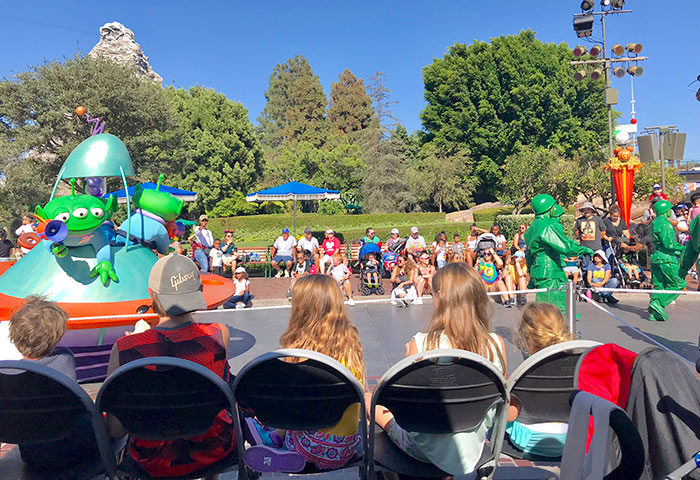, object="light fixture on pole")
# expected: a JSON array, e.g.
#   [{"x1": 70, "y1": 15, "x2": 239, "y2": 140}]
[
  {"x1": 627, "y1": 65, "x2": 644, "y2": 77},
  {"x1": 573, "y1": 14, "x2": 594, "y2": 37},
  {"x1": 612, "y1": 0, "x2": 625, "y2": 8},
  {"x1": 591, "y1": 68, "x2": 603, "y2": 80},
  {"x1": 574, "y1": 70, "x2": 588, "y2": 82},
  {"x1": 613, "y1": 66, "x2": 626, "y2": 78},
  {"x1": 626, "y1": 43, "x2": 642, "y2": 54},
  {"x1": 581, "y1": 0, "x2": 594, "y2": 10},
  {"x1": 600, "y1": 0, "x2": 611, "y2": 6},
  {"x1": 589, "y1": 45, "x2": 603, "y2": 57},
  {"x1": 573, "y1": 45, "x2": 588, "y2": 57},
  {"x1": 611, "y1": 43, "x2": 625, "y2": 56}
]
